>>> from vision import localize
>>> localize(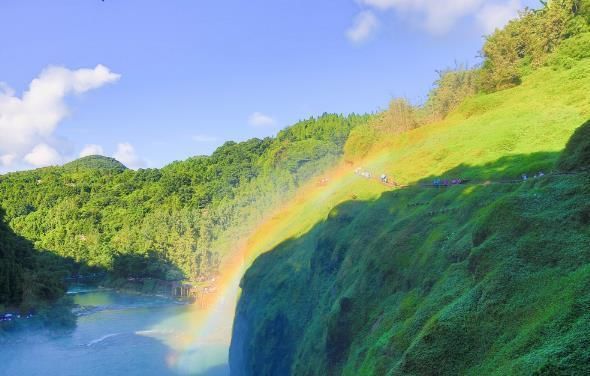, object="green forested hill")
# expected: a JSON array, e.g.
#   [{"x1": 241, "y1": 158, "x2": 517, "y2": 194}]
[
  {"x1": 0, "y1": 113, "x2": 369, "y2": 297},
  {"x1": 230, "y1": 2, "x2": 590, "y2": 375},
  {"x1": 62, "y1": 155, "x2": 128, "y2": 172}
]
